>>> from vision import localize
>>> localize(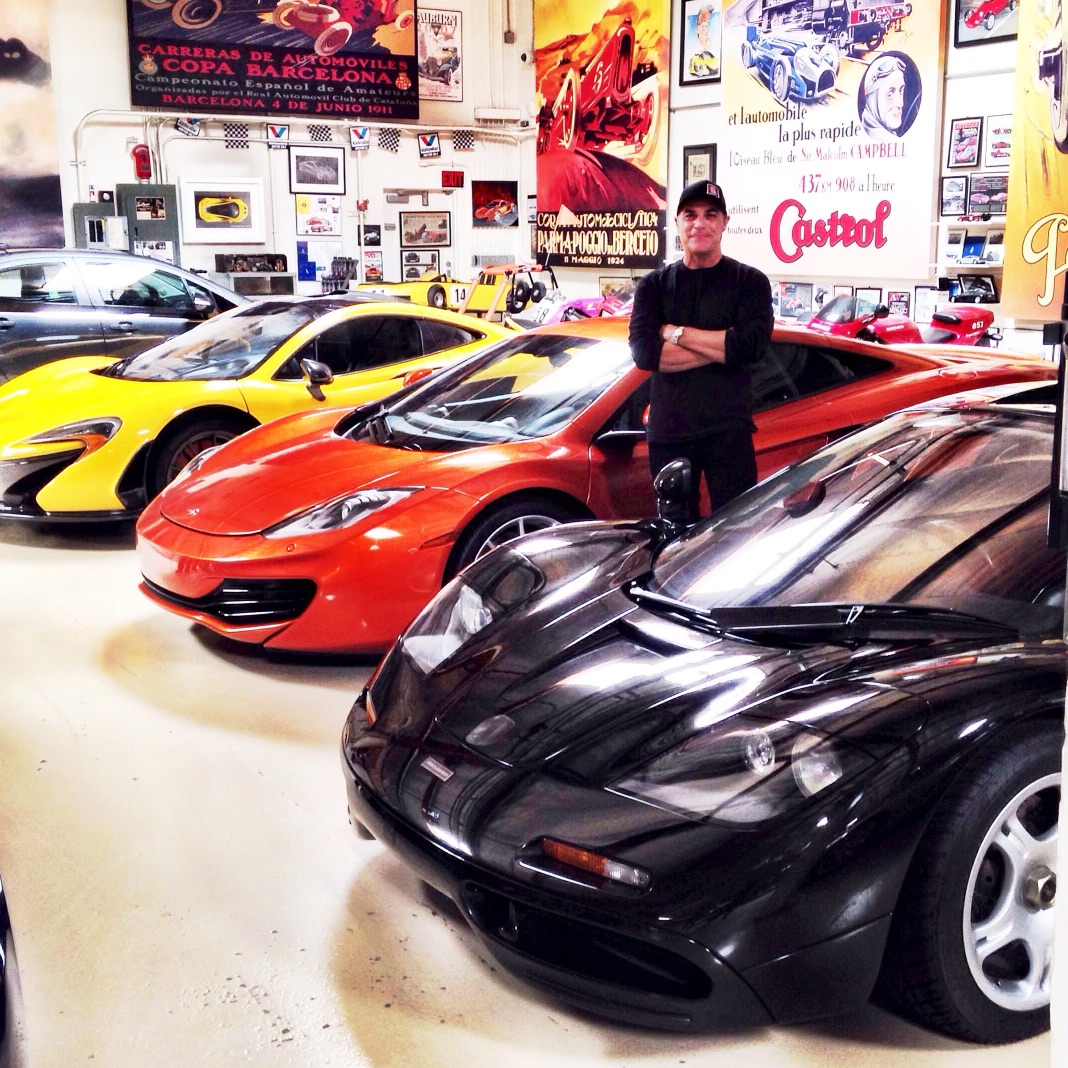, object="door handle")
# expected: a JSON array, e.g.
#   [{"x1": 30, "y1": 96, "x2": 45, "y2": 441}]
[
  {"x1": 0, "y1": 318, "x2": 14, "y2": 330},
  {"x1": 108, "y1": 320, "x2": 136, "y2": 332}
]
